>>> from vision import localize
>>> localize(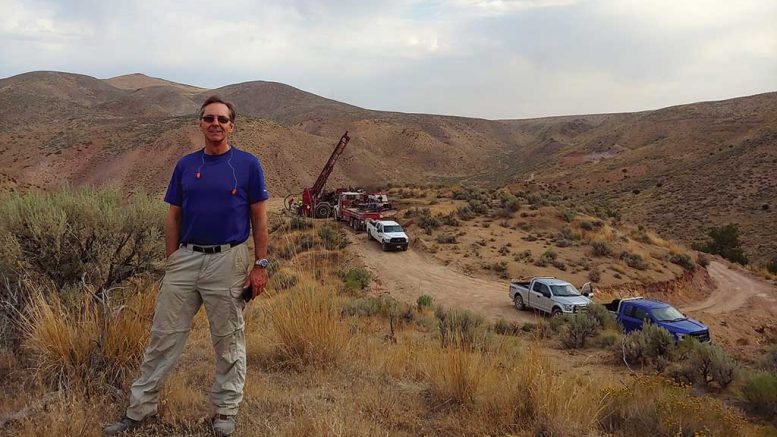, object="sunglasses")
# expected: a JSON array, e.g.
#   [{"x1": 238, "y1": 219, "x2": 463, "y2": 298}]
[{"x1": 201, "y1": 114, "x2": 232, "y2": 124}]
